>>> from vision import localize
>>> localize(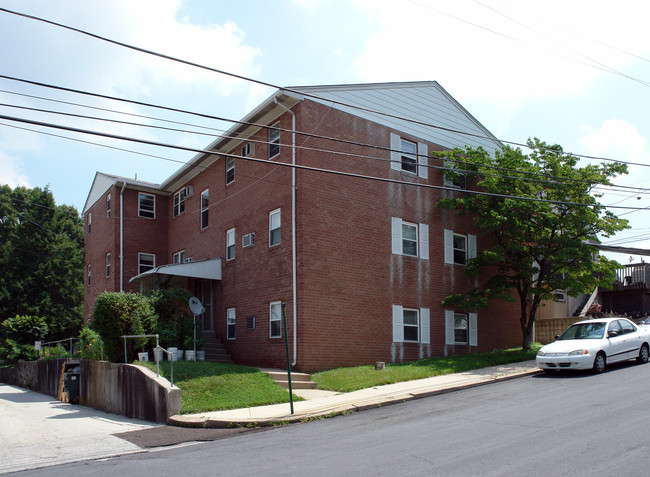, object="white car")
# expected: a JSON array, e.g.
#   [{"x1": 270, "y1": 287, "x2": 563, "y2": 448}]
[{"x1": 537, "y1": 317, "x2": 650, "y2": 373}]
